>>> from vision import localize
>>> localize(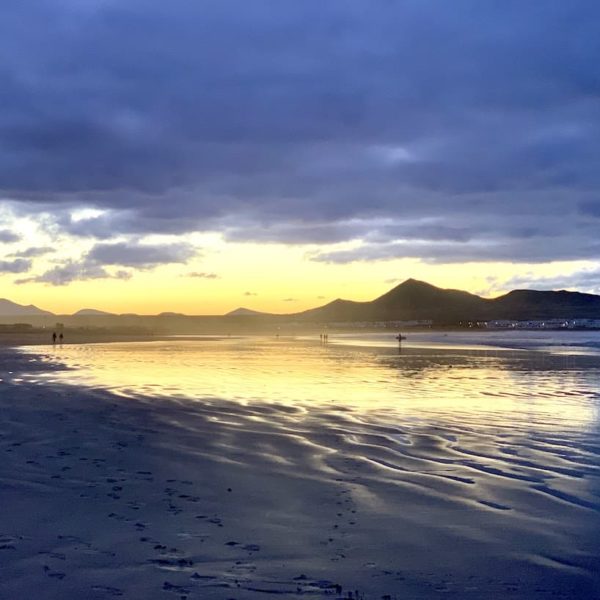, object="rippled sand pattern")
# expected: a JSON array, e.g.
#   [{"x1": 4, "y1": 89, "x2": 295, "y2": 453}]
[{"x1": 3, "y1": 337, "x2": 600, "y2": 598}]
